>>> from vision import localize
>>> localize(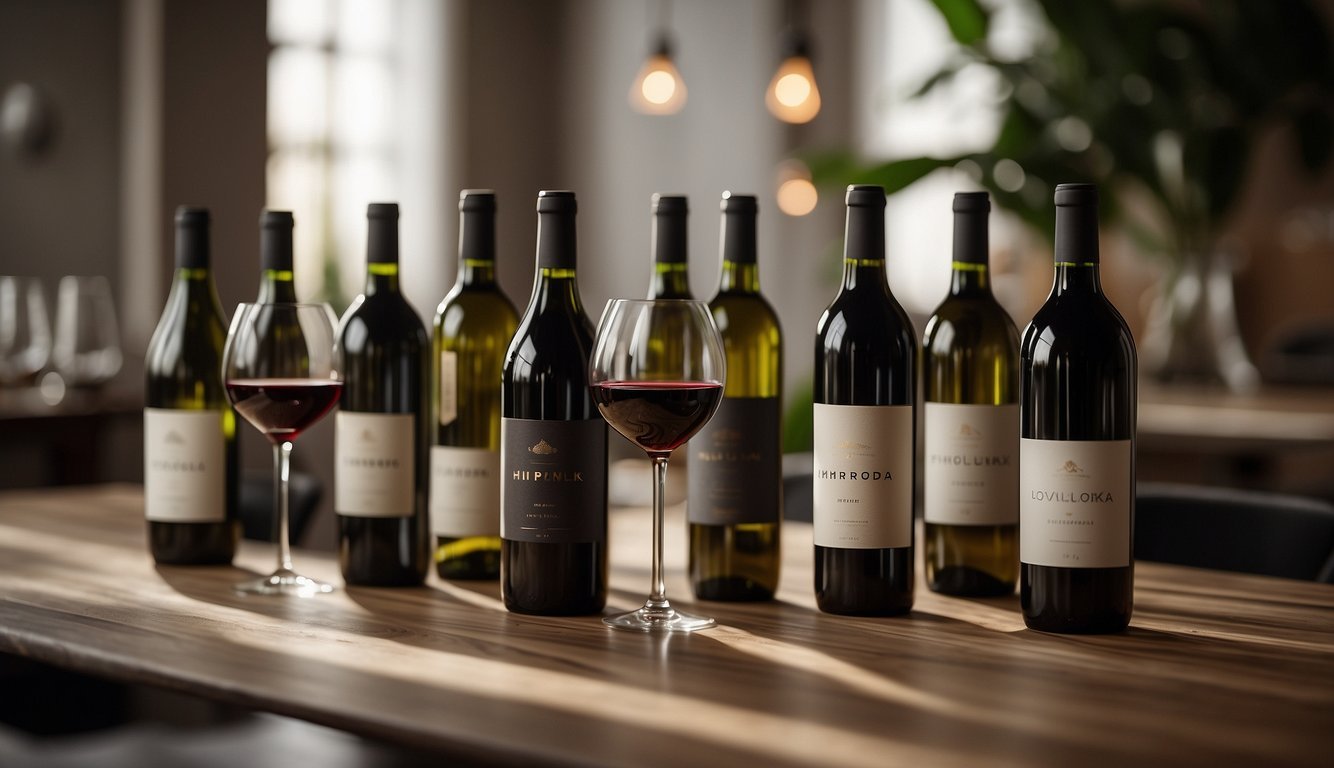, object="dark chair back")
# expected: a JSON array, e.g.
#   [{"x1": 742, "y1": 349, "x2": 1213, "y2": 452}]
[
  {"x1": 1136, "y1": 482, "x2": 1334, "y2": 583},
  {"x1": 239, "y1": 470, "x2": 322, "y2": 544}
]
